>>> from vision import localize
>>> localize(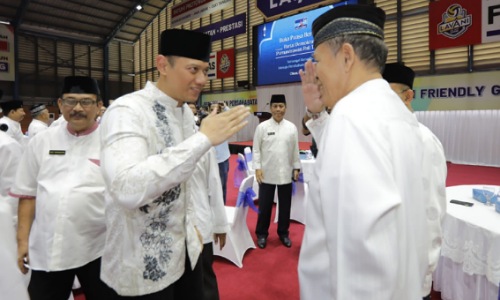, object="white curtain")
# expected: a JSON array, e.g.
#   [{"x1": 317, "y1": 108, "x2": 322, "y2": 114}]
[{"x1": 416, "y1": 110, "x2": 500, "y2": 167}]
